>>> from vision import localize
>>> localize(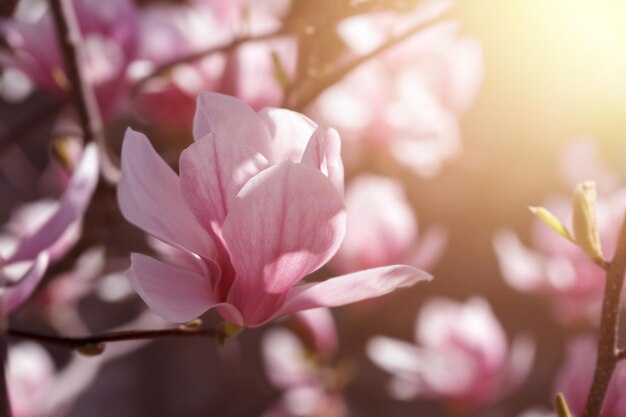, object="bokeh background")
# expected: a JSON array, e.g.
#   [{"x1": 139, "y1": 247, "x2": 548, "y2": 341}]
[{"x1": 2, "y1": 0, "x2": 626, "y2": 416}]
